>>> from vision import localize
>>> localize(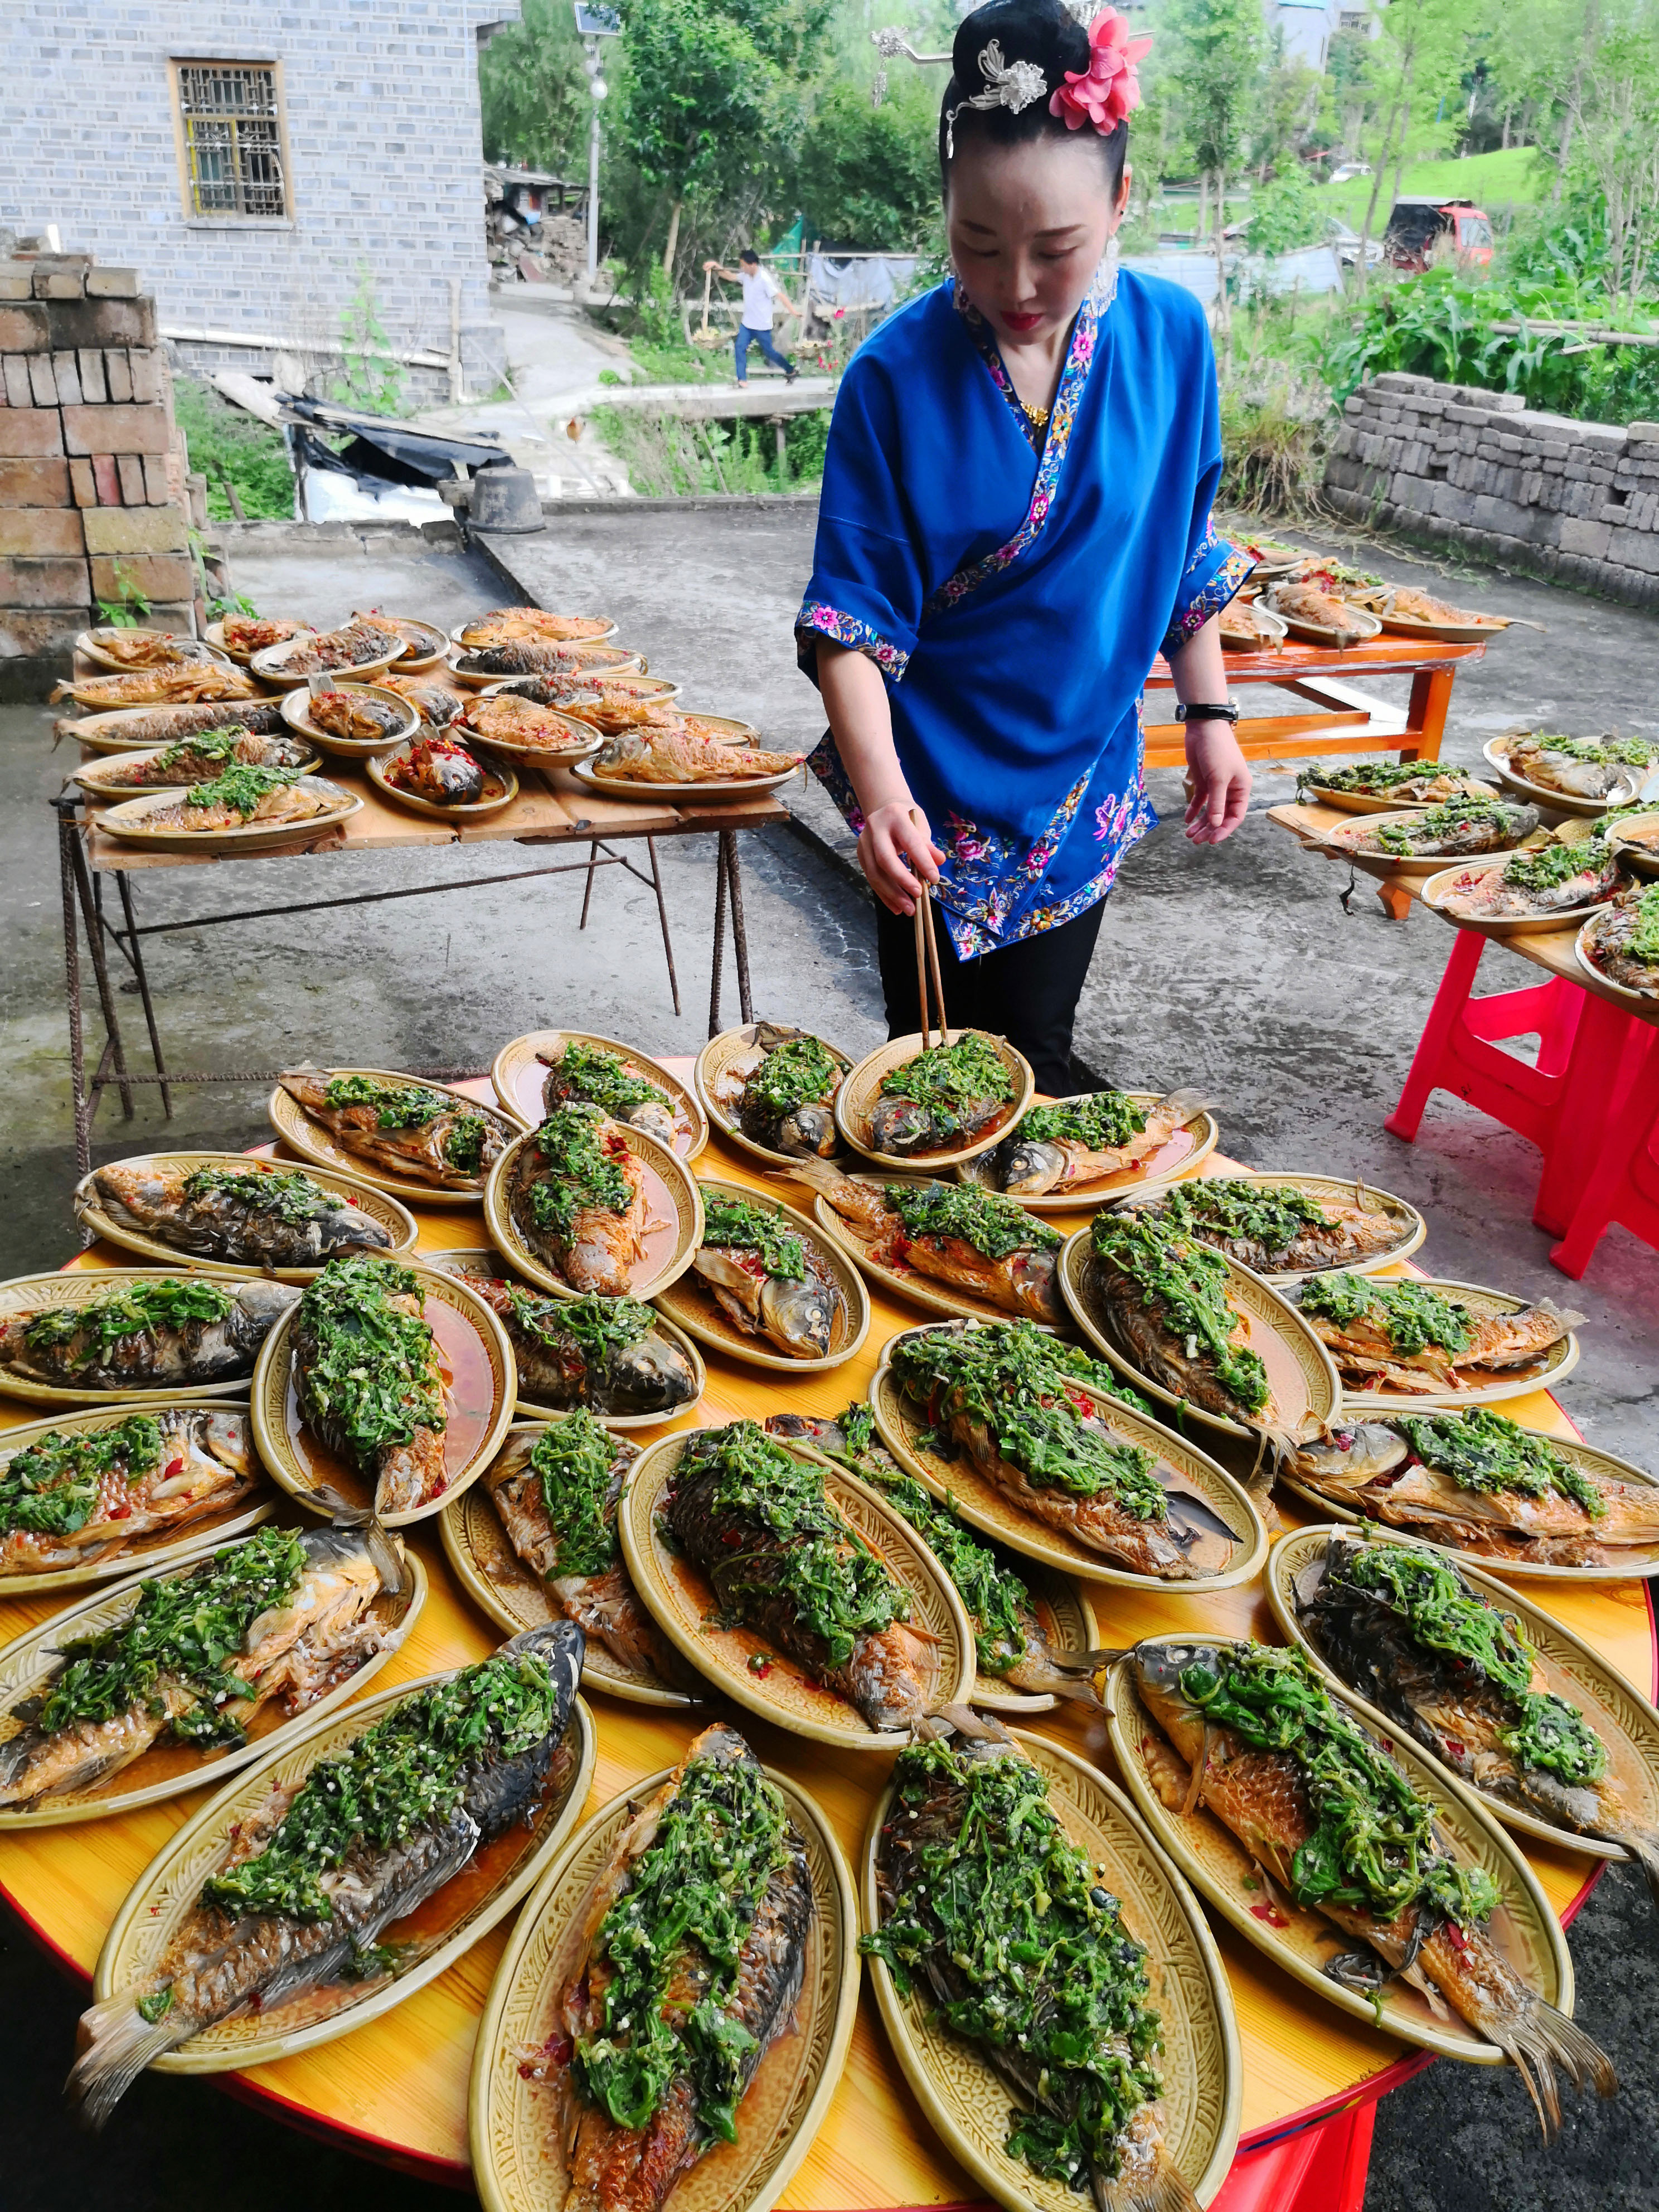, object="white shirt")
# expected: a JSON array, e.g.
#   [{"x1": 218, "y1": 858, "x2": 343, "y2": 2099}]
[{"x1": 739, "y1": 266, "x2": 780, "y2": 329}]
